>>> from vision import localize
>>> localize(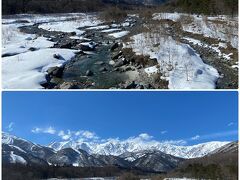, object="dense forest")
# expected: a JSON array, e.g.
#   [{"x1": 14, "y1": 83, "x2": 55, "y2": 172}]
[
  {"x1": 2, "y1": 0, "x2": 239, "y2": 15},
  {"x1": 2, "y1": 0, "x2": 105, "y2": 14},
  {"x1": 2, "y1": 164, "x2": 159, "y2": 180},
  {"x1": 169, "y1": 149, "x2": 238, "y2": 180},
  {"x1": 166, "y1": 0, "x2": 238, "y2": 16}
]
